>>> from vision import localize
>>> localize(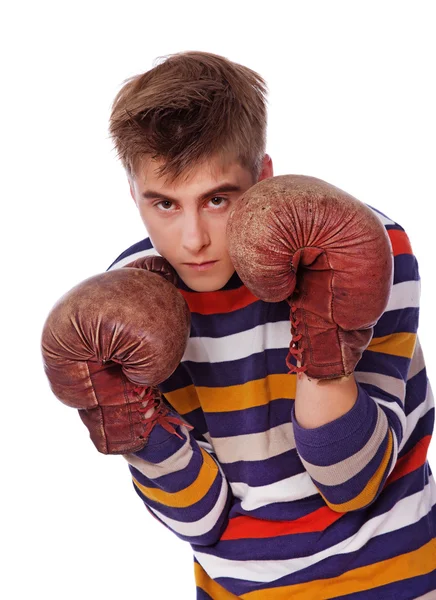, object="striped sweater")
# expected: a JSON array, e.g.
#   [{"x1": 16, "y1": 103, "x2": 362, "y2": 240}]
[{"x1": 108, "y1": 204, "x2": 436, "y2": 599}]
